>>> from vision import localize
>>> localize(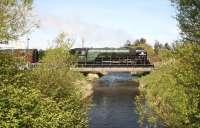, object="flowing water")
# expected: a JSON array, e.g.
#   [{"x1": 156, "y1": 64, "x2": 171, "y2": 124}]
[{"x1": 89, "y1": 73, "x2": 140, "y2": 128}]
